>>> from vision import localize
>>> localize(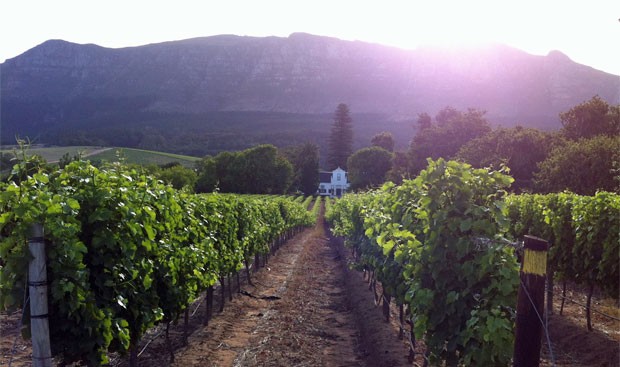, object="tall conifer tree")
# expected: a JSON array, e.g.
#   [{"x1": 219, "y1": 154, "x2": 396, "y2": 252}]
[{"x1": 327, "y1": 103, "x2": 353, "y2": 170}]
